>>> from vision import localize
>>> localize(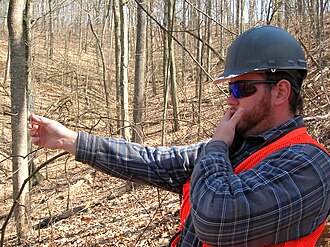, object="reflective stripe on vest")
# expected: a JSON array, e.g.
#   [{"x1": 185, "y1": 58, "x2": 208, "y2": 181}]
[{"x1": 171, "y1": 127, "x2": 329, "y2": 247}]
